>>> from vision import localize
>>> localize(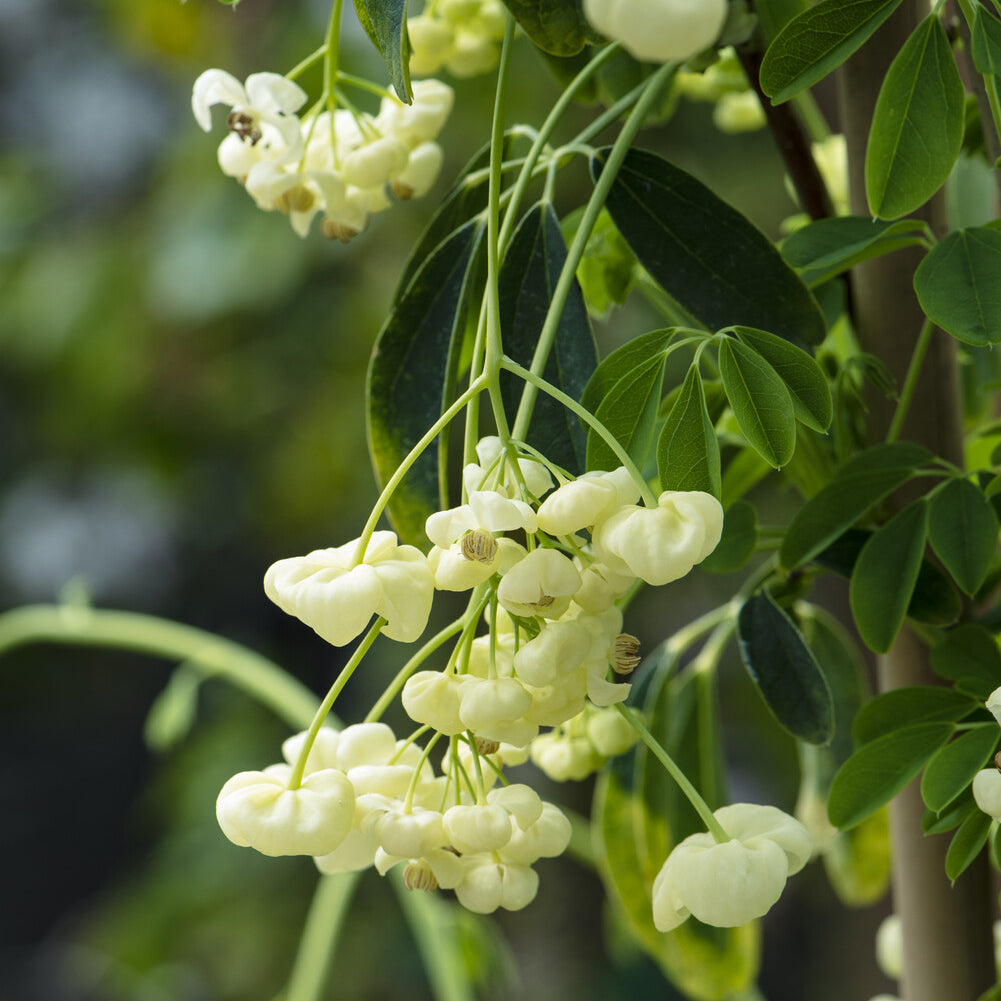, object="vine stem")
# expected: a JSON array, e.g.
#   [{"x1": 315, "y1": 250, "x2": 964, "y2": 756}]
[
  {"x1": 509, "y1": 59, "x2": 678, "y2": 445},
  {"x1": 615, "y1": 703, "x2": 730, "y2": 844},
  {"x1": 886, "y1": 316, "x2": 934, "y2": 444}
]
